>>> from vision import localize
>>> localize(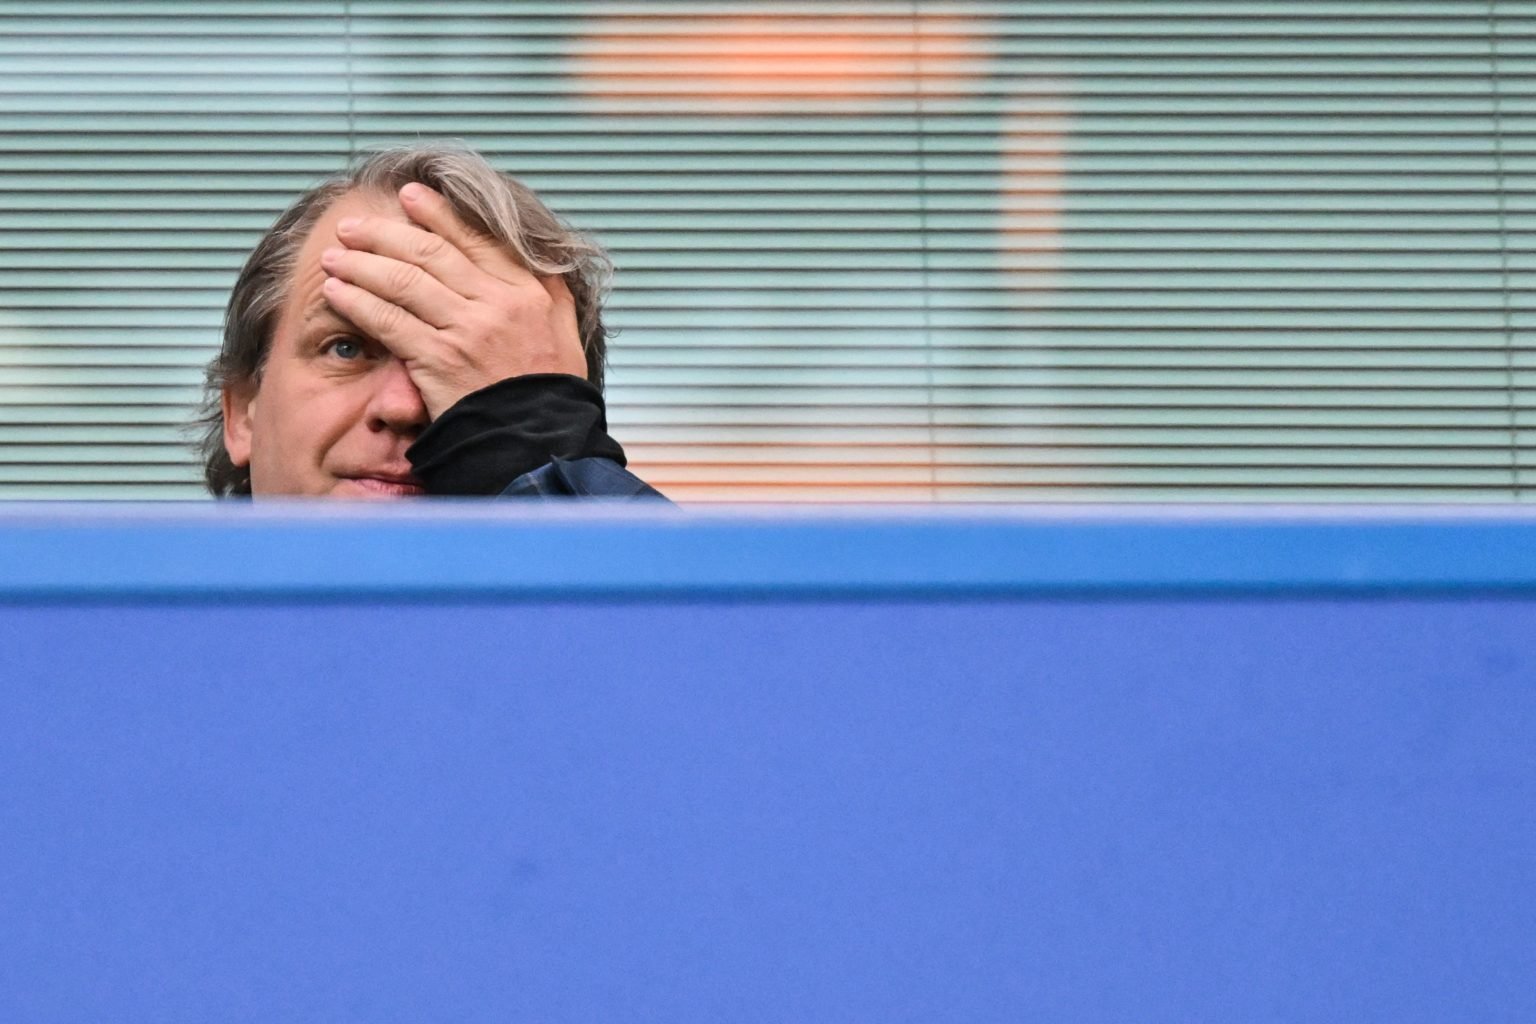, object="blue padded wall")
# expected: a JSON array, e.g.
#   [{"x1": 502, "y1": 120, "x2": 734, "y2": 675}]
[{"x1": 1, "y1": 508, "x2": 1533, "y2": 1022}]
